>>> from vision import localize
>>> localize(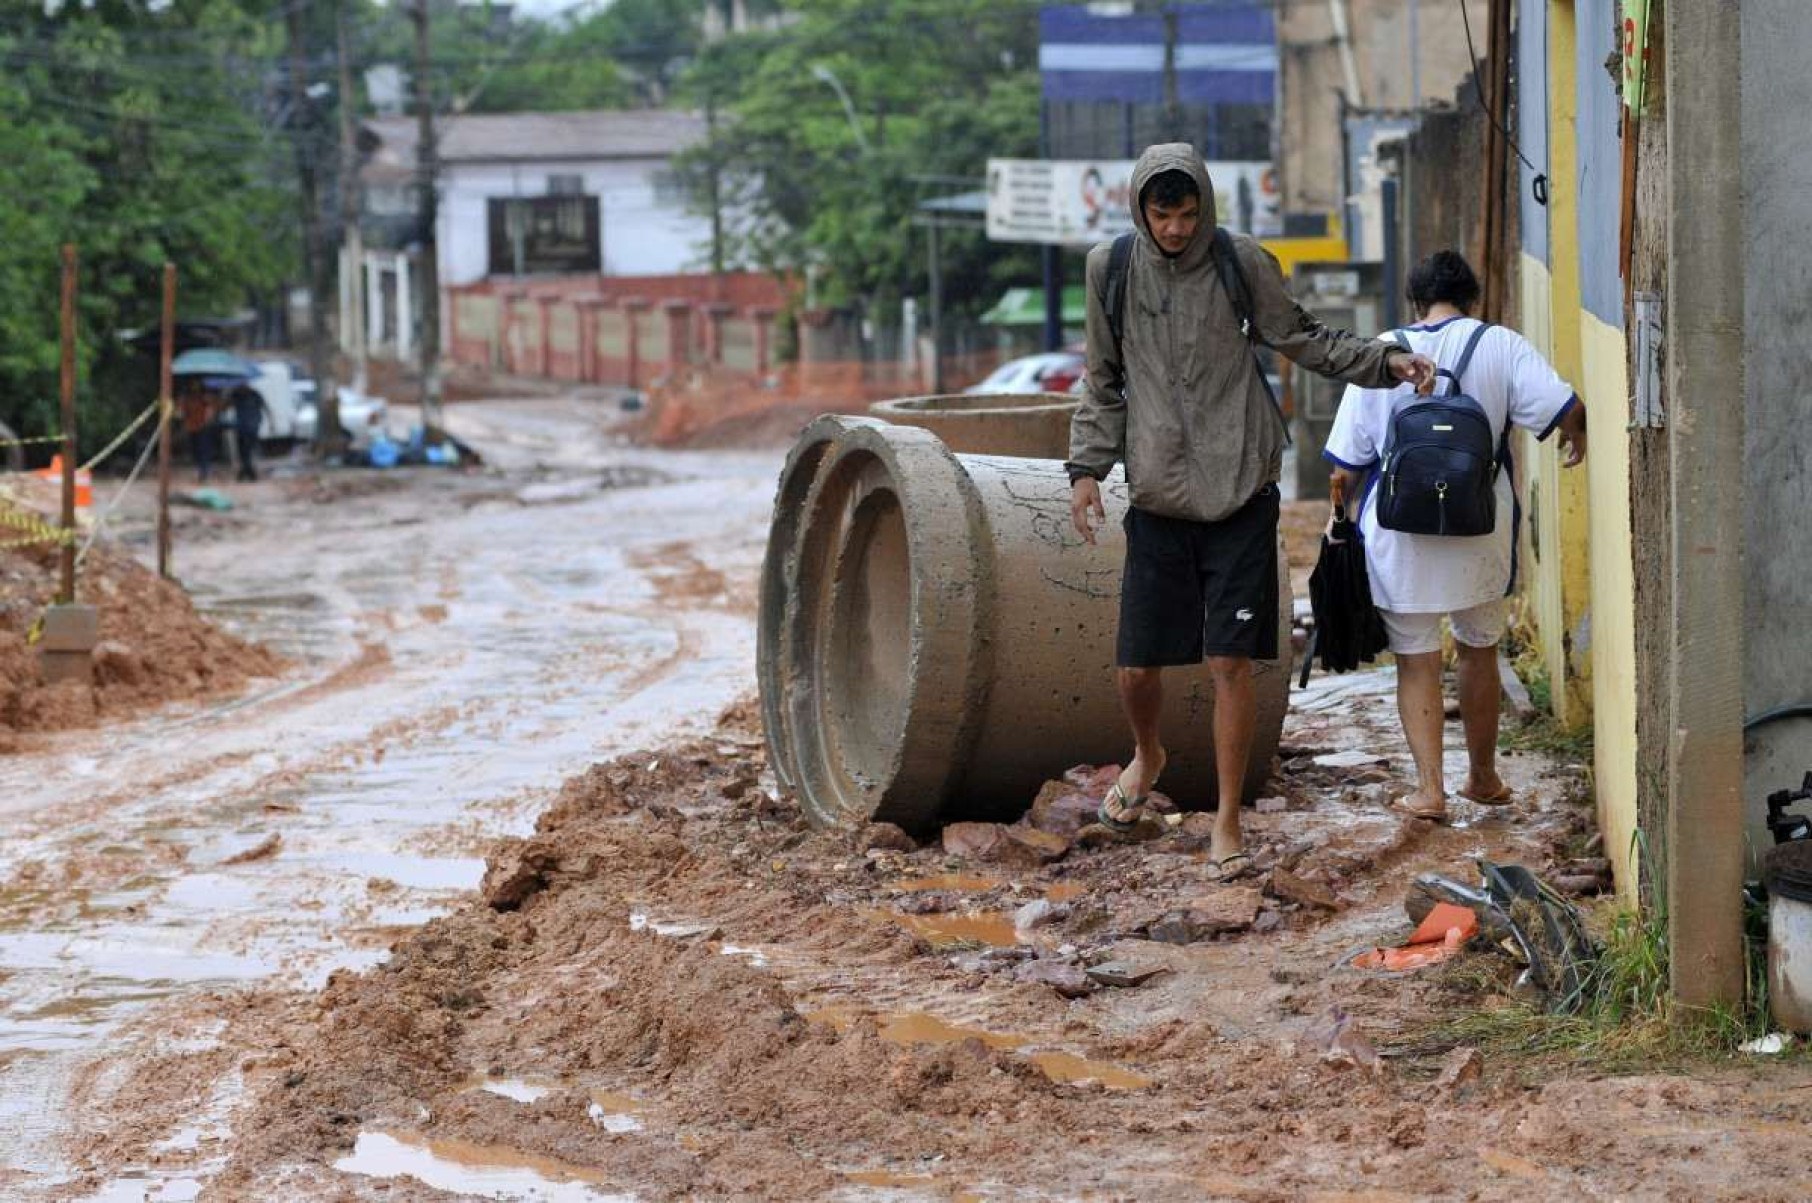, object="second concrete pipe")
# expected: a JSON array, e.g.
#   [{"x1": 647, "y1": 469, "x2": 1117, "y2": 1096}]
[{"x1": 760, "y1": 415, "x2": 1292, "y2": 833}]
